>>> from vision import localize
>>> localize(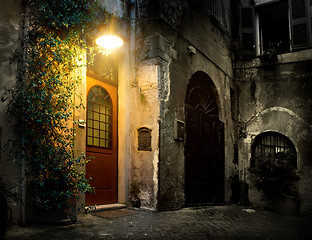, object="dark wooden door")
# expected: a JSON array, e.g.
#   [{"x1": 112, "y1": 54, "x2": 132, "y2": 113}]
[
  {"x1": 185, "y1": 107, "x2": 225, "y2": 205},
  {"x1": 185, "y1": 72, "x2": 225, "y2": 206},
  {"x1": 85, "y1": 76, "x2": 117, "y2": 205}
]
